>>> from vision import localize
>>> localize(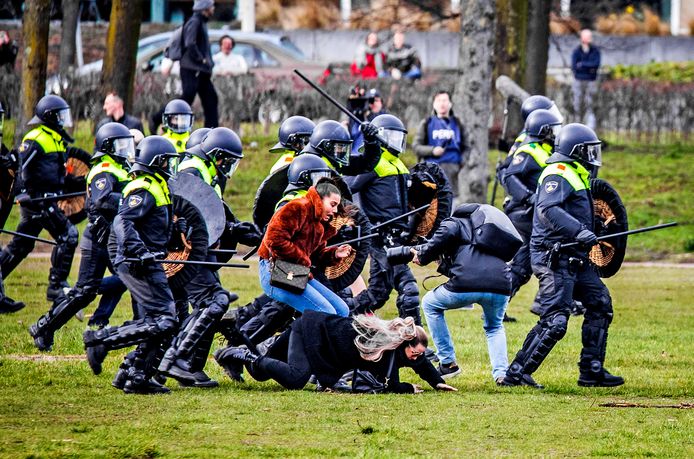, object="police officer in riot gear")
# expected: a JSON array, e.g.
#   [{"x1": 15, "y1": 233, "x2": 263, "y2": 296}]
[
  {"x1": 159, "y1": 127, "x2": 261, "y2": 387},
  {"x1": 0, "y1": 95, "x2": 85, "y2": 301},
  {"x1": 269, "y1": 115, "x2": 315, "y2": 173},
  {"x1": 29, "y1": 122, "x2": 135, "y2": 351},
  {"x1": 83, "y1": 136, "x2": 183, "y2": 394},
  {"x1": 511, "y1": 95, "x2": 563, "y2": 155},
  {"x1": 501, "y1": 123, "x2": 624, "y2": 389},
  {"x1": 301, "y1": 119, "x2": 381, "y2": 176},
  {"x1": 346, "y1": 114, "x2": 421, "y2": 325},
  {"x1": 186, "y1": 127, "x2": 211, "y2": 150},
  {"x1": 0, "y1": 102, "x2": 25, "y2": 313},
  {"x1": 501, "y1": 109, "x2": 562, "y2": 315},
  {"x1": 162, "y1": 99, "x2": 194, "y2": 153}
]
